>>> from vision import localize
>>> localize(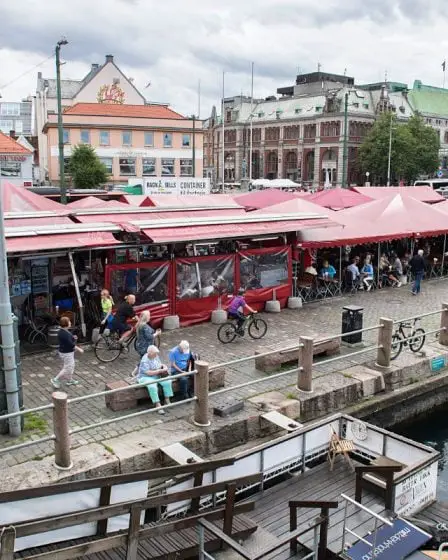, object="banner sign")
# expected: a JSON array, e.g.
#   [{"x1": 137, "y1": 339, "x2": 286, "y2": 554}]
[
  {"x1": 141, "y1": 177, "x2": 210, "y2": 196},
  {"x1": 345, "y1": 519, "x2": 430, "y2": 560}
]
